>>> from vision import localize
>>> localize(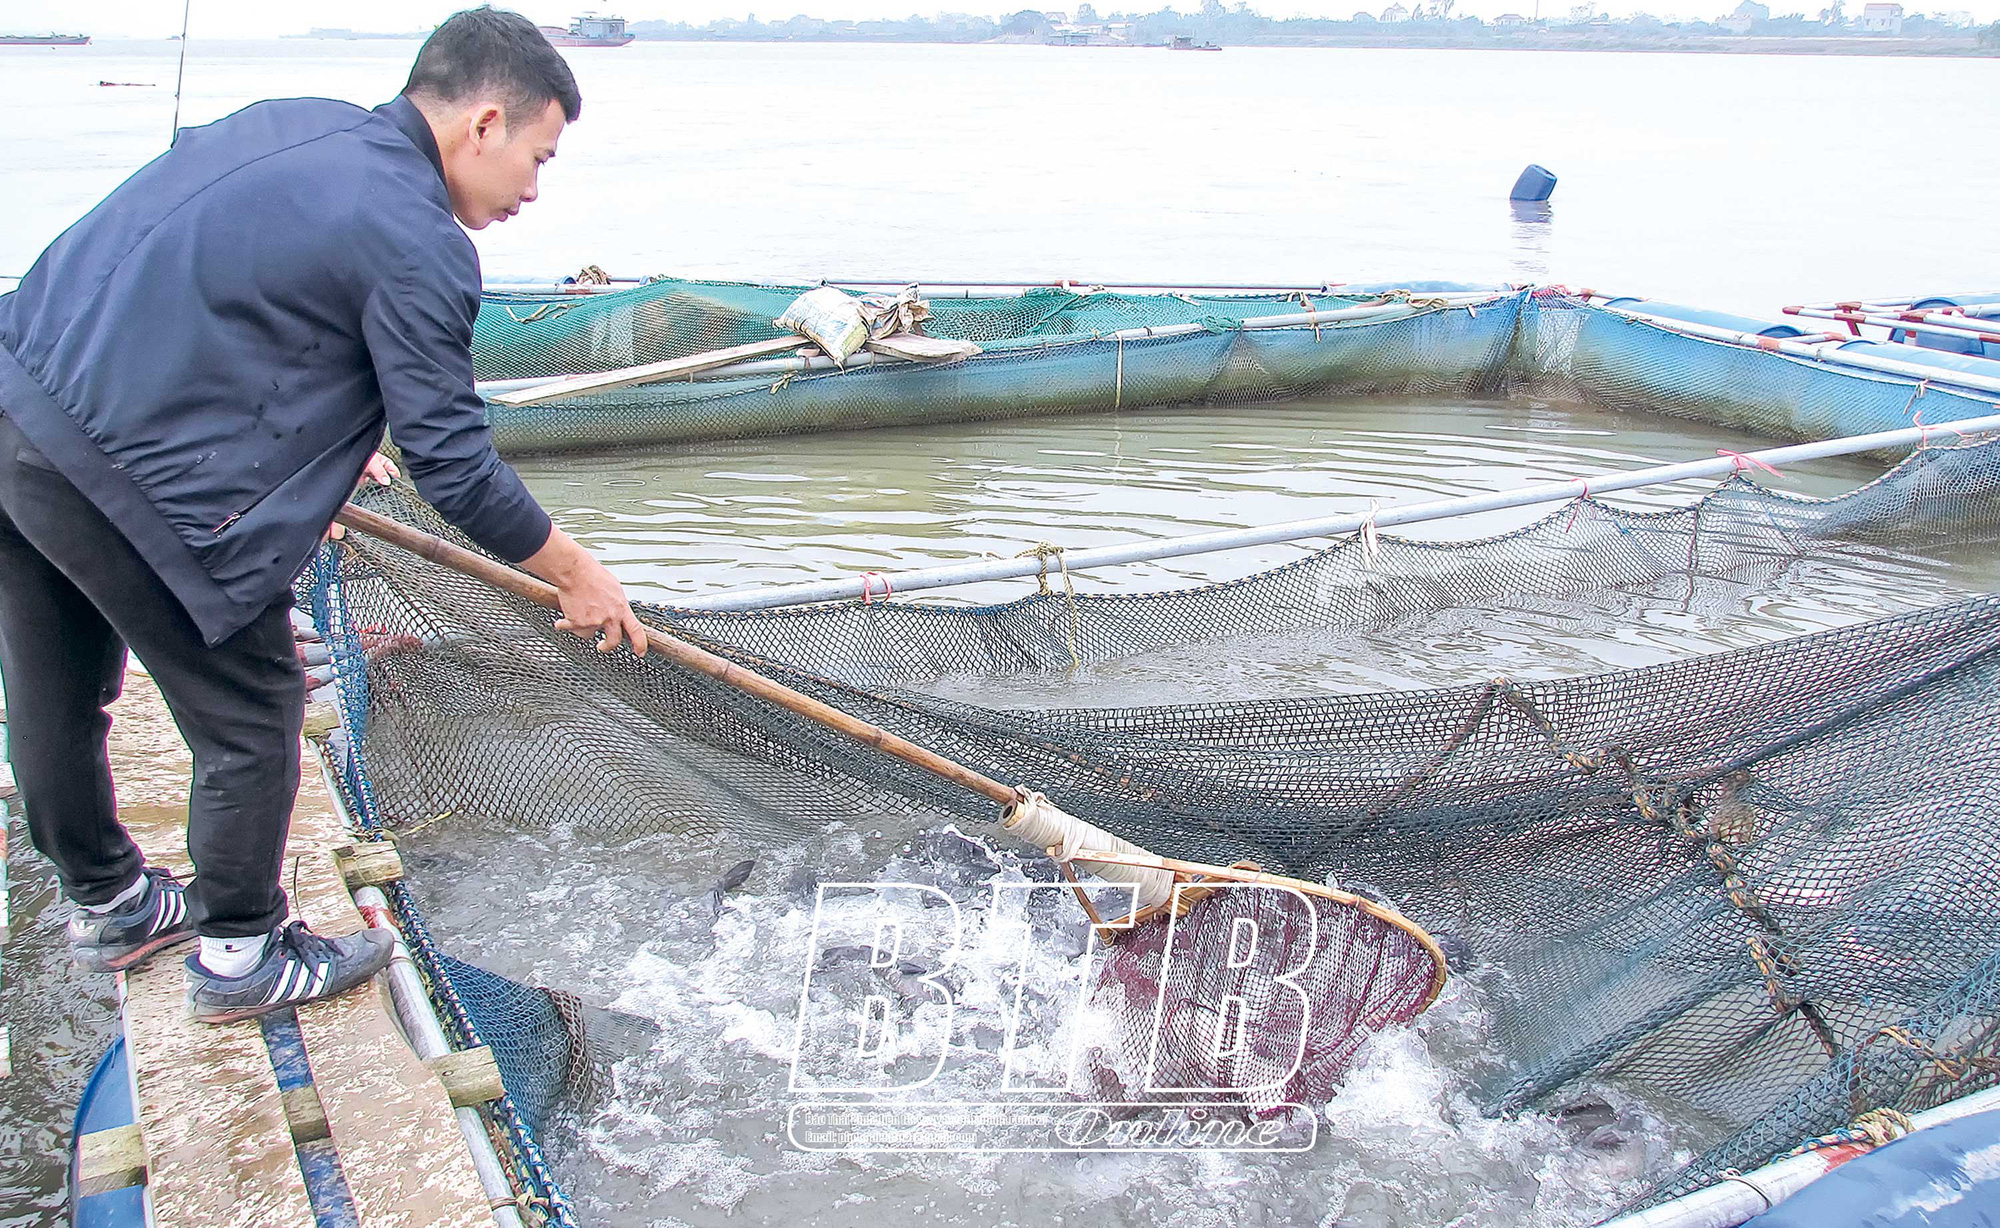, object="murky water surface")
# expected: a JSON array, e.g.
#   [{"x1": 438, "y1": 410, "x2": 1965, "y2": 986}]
[{"x1": 6, "y1": 35, "x2": 2000, "y2": 1228}]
